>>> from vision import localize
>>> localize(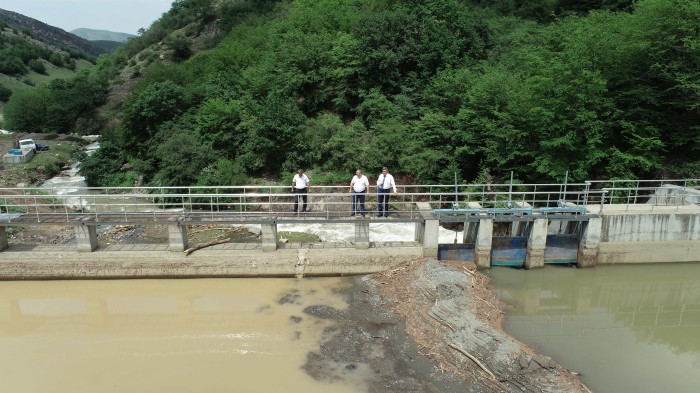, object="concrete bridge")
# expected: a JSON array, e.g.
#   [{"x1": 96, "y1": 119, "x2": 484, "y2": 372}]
[{"x1": 0, "y1": 179, "x2": 698, "y2": 278}]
